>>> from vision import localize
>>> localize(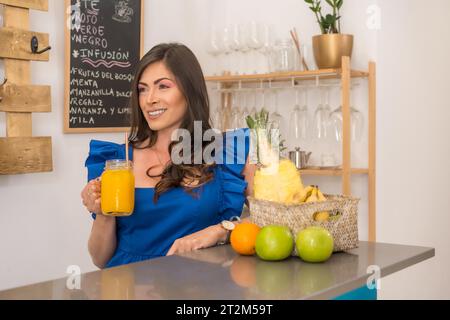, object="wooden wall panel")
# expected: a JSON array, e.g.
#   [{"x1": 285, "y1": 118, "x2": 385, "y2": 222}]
[
  {"x1": 0, "y1": 137, "x2": 53, "y2": 175},
  {"x1": 0, "y1": 84, "x2": 51, "y2": 112},
  {"x1": 0, "y1": 1, "x2": 53, "y2": 174},
  {"x1": 0, "y1": 27, "x2": 49, "y2": 61},
  {"x1": 0, "y1": 0, "x2": 48, "y2": 11}
]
